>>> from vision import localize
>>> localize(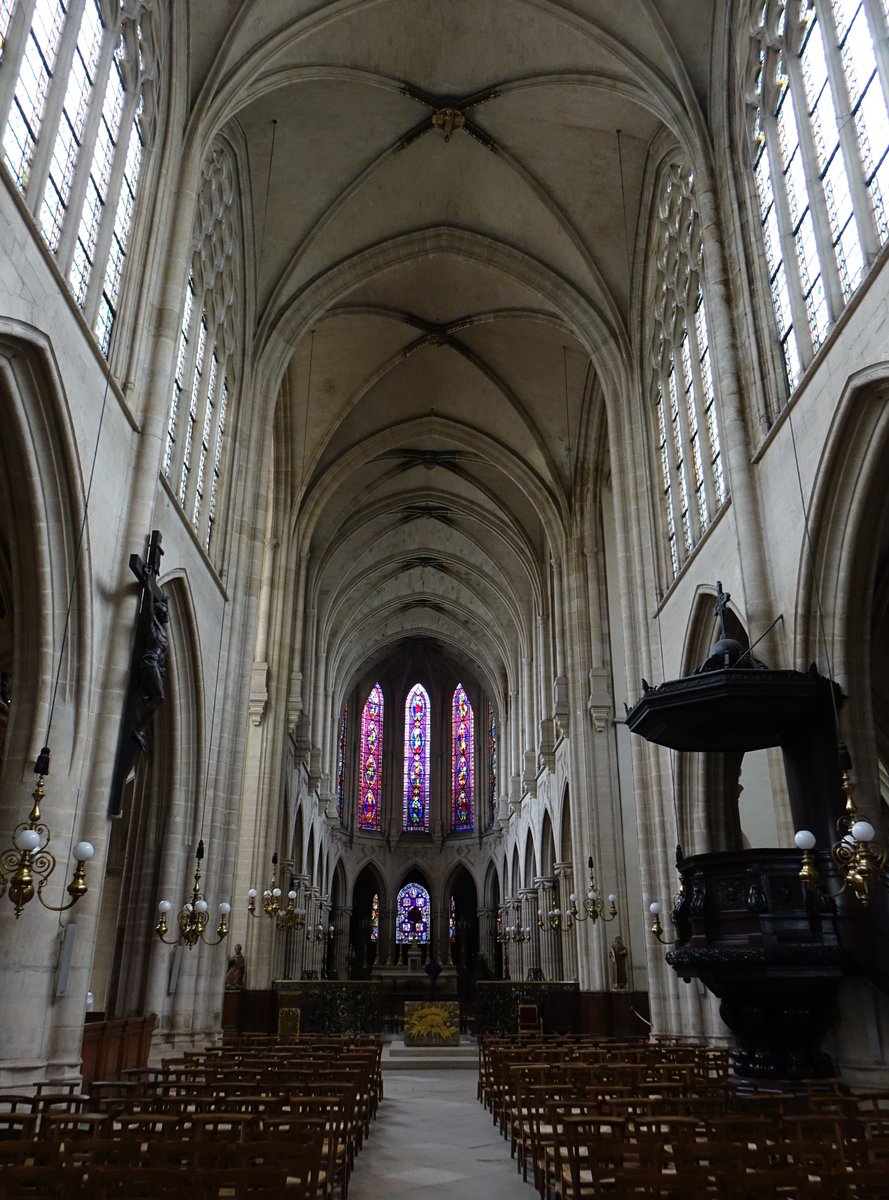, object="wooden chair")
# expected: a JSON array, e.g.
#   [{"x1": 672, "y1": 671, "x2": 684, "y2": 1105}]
[
  {"x1": 90, "y1": 1166, "x2": 201, "y2": 1199},
  {"x1": 204, "y1": 1166, "x2": 312, "y2": 1199},
  {"x1": 0, "y1": 1165, "x2": 88, "y2": 1197},
  {"x1": 518, "y1": 1003, "x2": 543, "y2": 1035},
  {"x1": 57, "y1": 1137, "x2": 145, "y2": 1169},
  {"x1": 0, "y1": 1138, "x2": 59, "y2": 1166},
  {"x1": 0, "y1": 1112, "x2": 38, "y2": 1140}
]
